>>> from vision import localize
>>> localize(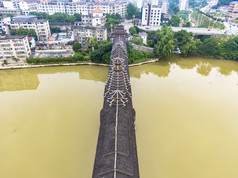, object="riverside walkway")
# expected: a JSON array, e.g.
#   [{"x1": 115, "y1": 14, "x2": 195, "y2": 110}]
[{"x1": 92, "y1": 34, "x2": 139, "y2": 177}]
